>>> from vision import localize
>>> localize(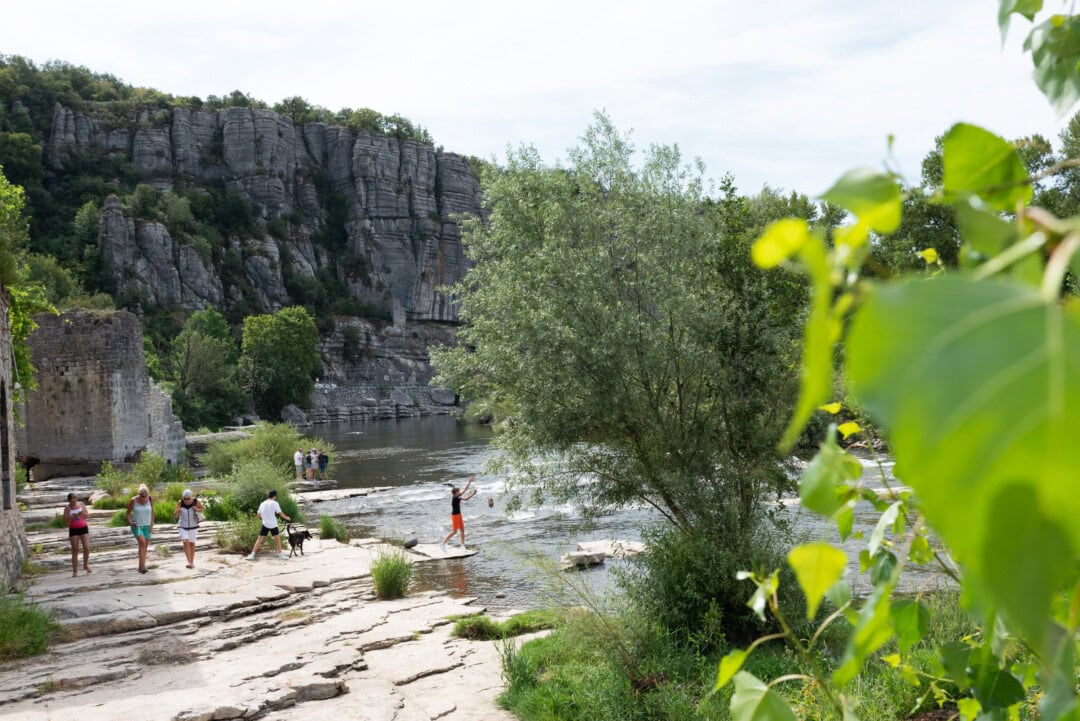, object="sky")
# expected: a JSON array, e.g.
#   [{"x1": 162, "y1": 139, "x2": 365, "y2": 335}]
[{"x1": 0, "y1": 0, "x2": 1068, "y2": 197}]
